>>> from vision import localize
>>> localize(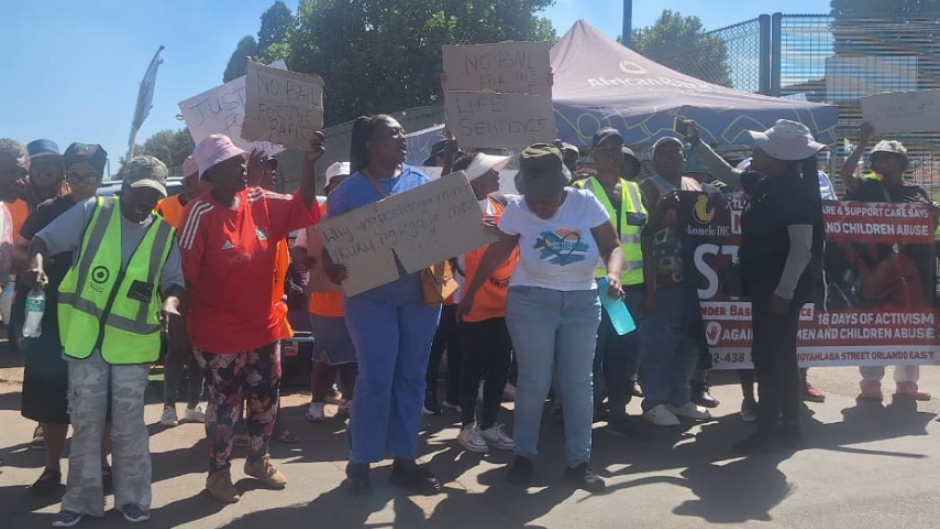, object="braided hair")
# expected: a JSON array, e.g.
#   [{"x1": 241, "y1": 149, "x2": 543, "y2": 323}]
[{"x1": 350, "y1": 114, "x2": 394, "y2": 175}]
